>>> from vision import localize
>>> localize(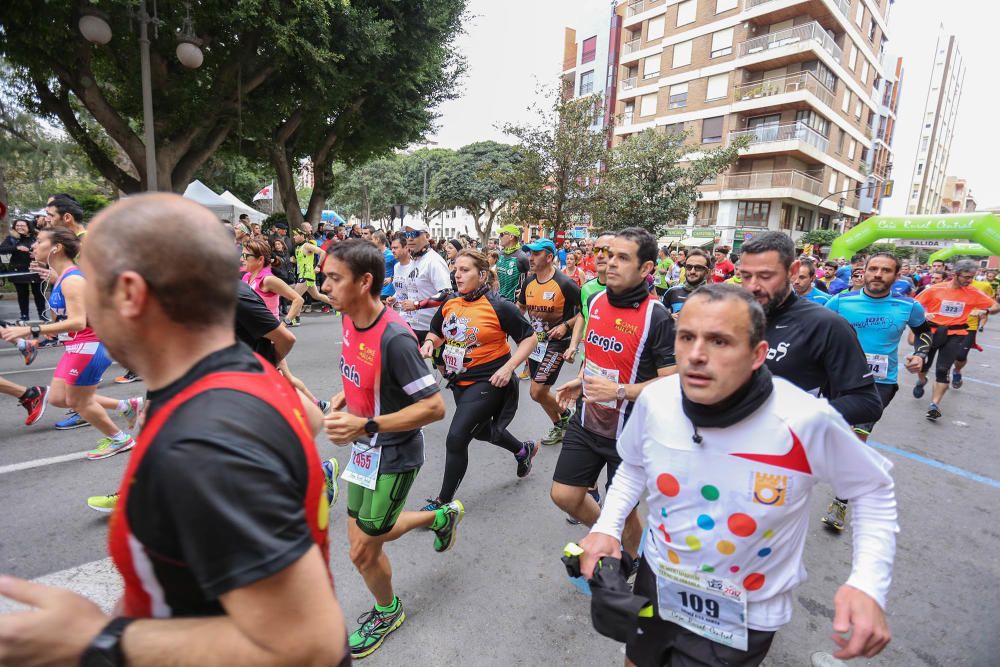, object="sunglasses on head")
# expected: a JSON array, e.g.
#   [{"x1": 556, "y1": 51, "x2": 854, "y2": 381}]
[{"x1": 403, "y1": 230, "x2": 423, "y2": 239}]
